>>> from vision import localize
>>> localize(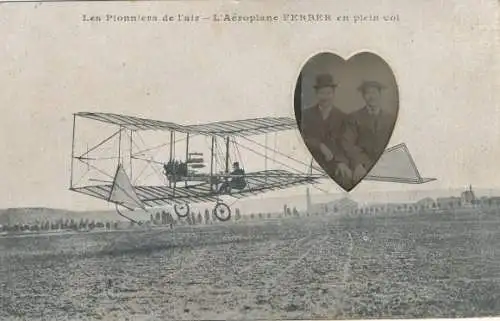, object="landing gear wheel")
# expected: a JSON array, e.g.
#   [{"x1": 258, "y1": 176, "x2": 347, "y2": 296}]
[
  {"x1": 174, "y1": 203, "x2": 190, "y2": 218},
  {"x1": 213, "y1": 202, "x2": 231, "y2": 222}
]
